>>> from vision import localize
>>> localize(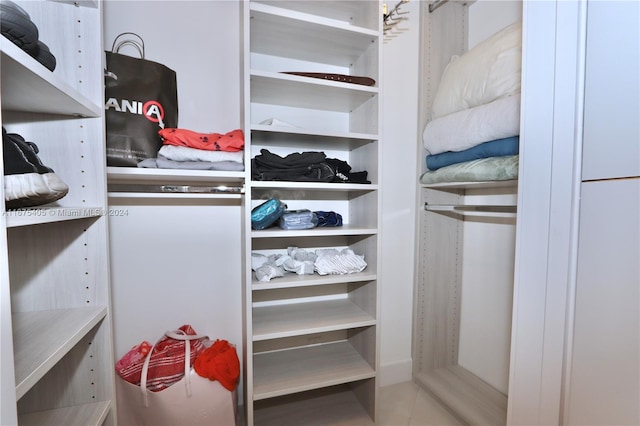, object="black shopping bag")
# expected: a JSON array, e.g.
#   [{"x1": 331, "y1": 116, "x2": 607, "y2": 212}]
[{"x1": 104, "y1": 33, "x2": 178, "y2": 167}]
